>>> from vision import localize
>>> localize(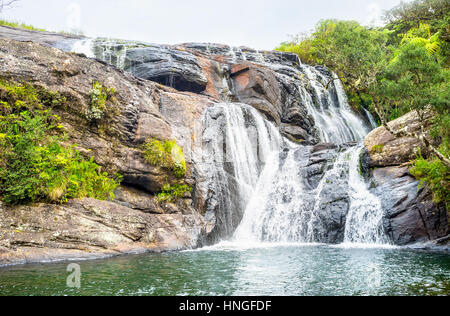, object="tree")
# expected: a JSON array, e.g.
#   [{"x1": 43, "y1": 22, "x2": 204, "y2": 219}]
[
  {"x1": 277, "y1": 20, "x2": 391, "y2": 111},
  {"x1": 0, "y1": 0, "x2": 19, "y2": 12},
  {"x1": 374, "y1": 28, "x2": 450, "y2": 168},
  {"x1": 384, "y1": 0, "x2": 450, "y2": 66},
  {"x1": 384, "y1": 0, "x2": 450, "y2": 25}
]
